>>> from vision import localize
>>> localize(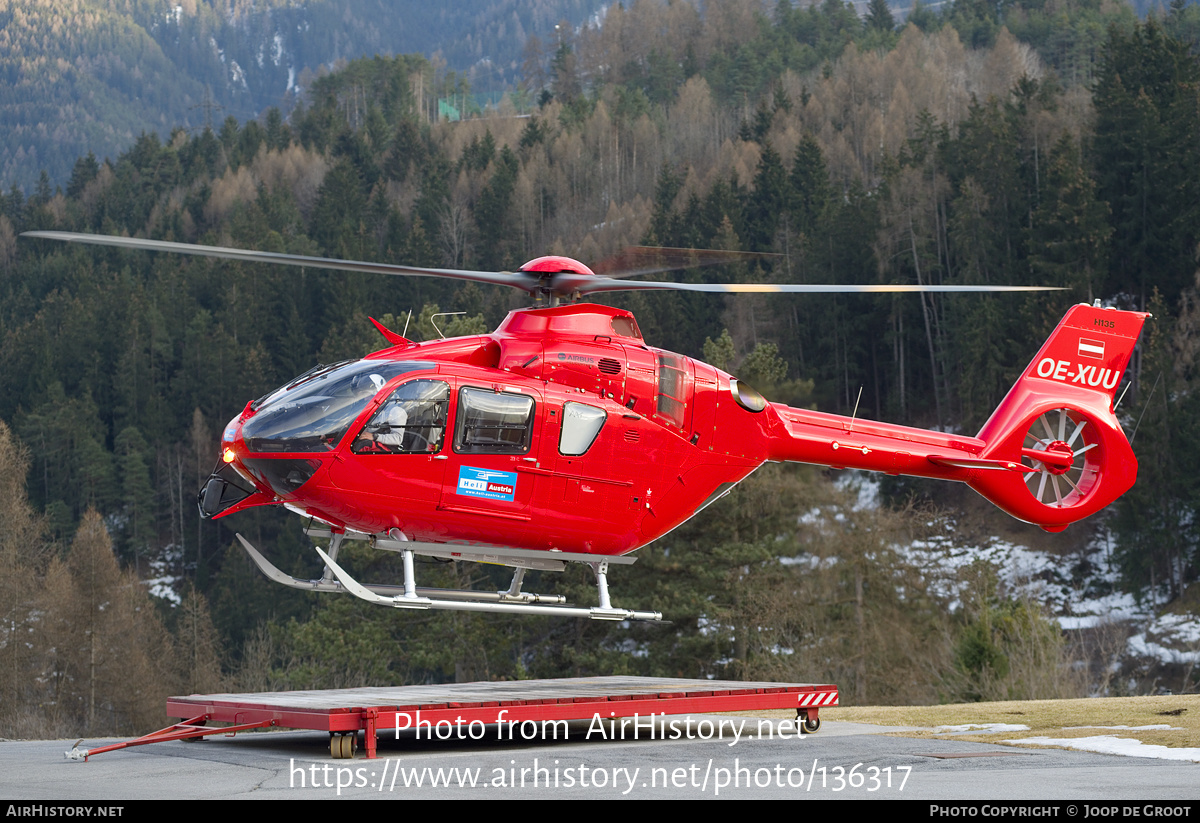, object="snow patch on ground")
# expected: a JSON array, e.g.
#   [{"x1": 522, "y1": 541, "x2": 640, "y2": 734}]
[
  {"x1": 779, "y1": 553, "x2": 837, "y2": 569},
  {"x1": 1065, "y1": 725, "x2": 1180, "y2": 731},
  {"x1": 147, "y1": 544, "x2": 183, "y2": 606},
  {"x1": 1127, "y1": 614, "x2": 1200, "y2": 667},
  {"x1": 936, "y1": 723, "x2": 1031, "y2": 734},
  {"x1": 146, "y1": 577, "x2": 181, "y2": 605},
  {"x1": 1004, "y1": 735, "x2": 1200, "y2": 762},
  {"x1": 818, "y1": 473, "x2": 1200, "y2": 677},
  {"x1": 835, "y1": 472, "x2": 880, "y2": 511}
]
